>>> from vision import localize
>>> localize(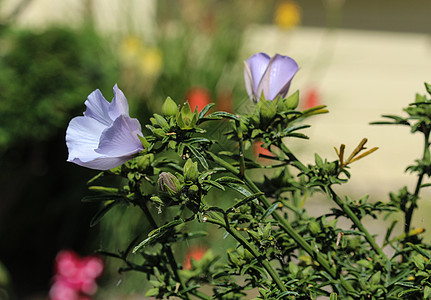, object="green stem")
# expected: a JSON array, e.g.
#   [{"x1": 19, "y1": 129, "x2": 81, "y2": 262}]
[
  {"x1": 136, "y1": 194, "x2": 192, "y2": 300},
  {"x1": 324, "y1": 185, "x2": 386, "y2": 258},
  {"x1": 235, "y1": 120, "x2": 246, "y2": 178},
  {"x1": 207, "y1": 152, "x2": 355, "y2": 294},
  {"x1": 404, "y1": 129, "x2": 430, "y2": 235},
  {"x1": 278, "y1": 142, "x2": 309, "y2": 173},
  {"x1": 205, "y1": 212, "x2": 288, "y2": 293},
  {"x1": 191, "y1": 290, "x2": 213, "y2": 300}
]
